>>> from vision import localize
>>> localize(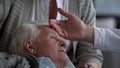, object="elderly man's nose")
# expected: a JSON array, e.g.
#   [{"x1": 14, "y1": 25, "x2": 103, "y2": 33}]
[{"x1": 59, "y1": 40, "x2": 67, "y2": 48}]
